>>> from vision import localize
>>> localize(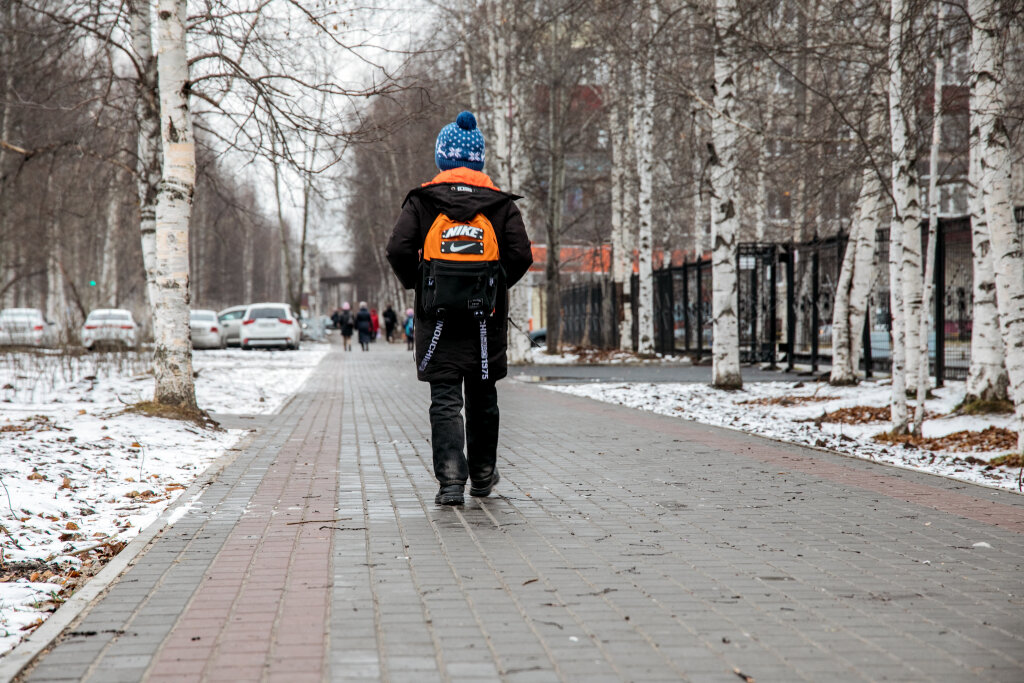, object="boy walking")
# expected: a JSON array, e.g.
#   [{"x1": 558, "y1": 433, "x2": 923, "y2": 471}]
[{"x1": 386, "y1": 111, "x2": 533, "y2": 505}]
